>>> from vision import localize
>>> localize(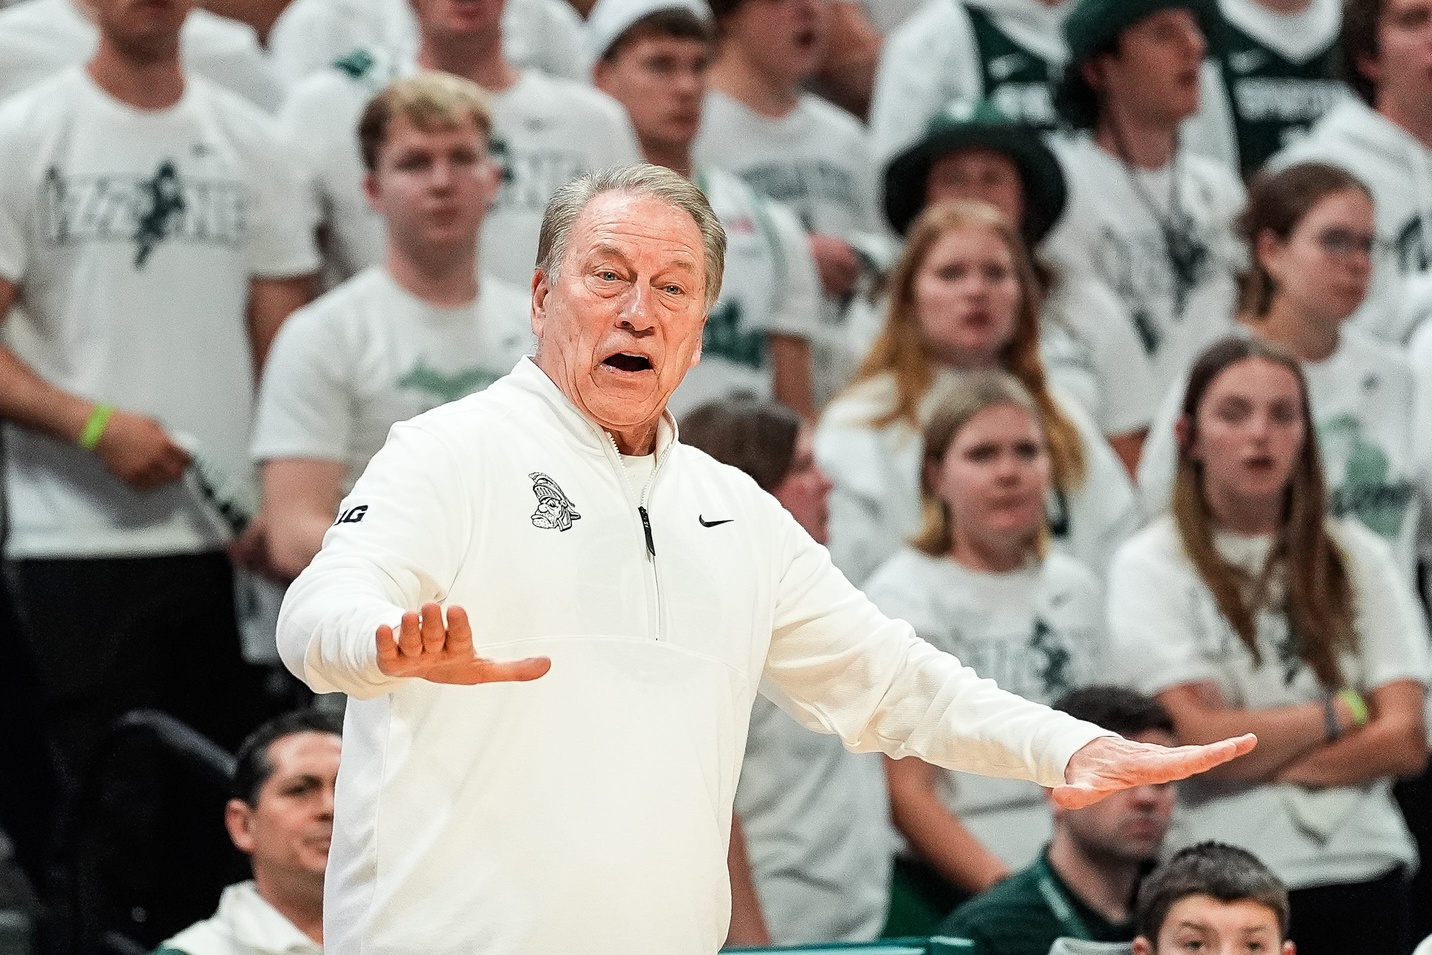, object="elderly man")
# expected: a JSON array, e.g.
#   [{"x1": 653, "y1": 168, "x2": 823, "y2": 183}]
[{"x1": 277, "y1": 163, "x2": 1254, "y2": 955}]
